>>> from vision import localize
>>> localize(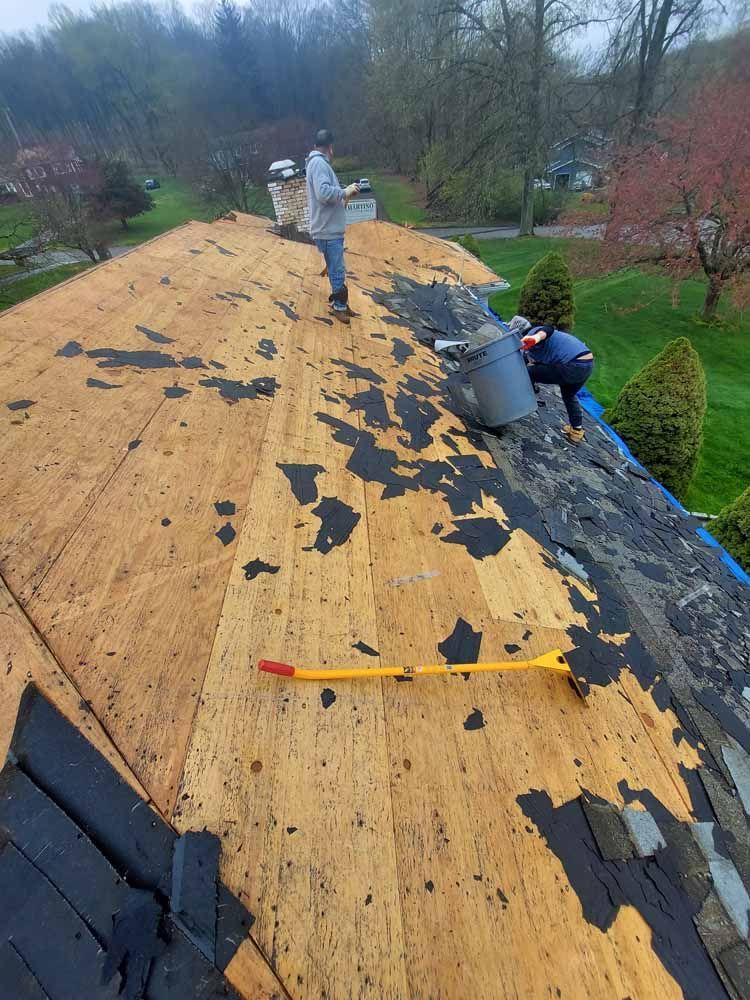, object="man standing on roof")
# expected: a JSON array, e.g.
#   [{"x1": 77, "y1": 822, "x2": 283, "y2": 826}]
[
  {"x1": 306, "y1": 129, "x2": 360, "y2": 325},
  {"x1": 508, "y1": 315, "x2": 594, "y2": 444}
]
